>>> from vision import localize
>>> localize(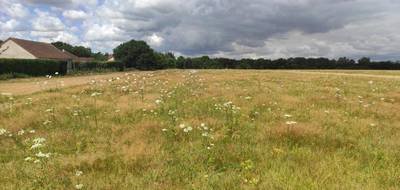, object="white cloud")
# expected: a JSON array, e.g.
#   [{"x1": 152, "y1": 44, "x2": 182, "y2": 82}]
[
  {"x1": 146, "y1": 34, "x2": 164, "y2": 47},
  {"x1": 32, "y1": 10, "x2": 65, "y2": 31},
  {"x1": 63, "y1": 10, "x2": 88, "y2": 20}
]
